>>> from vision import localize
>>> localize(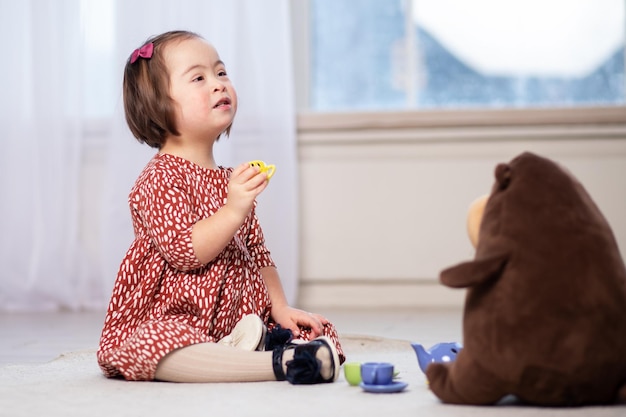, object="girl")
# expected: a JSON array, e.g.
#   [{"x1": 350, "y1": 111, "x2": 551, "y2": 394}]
[{"x1": 97, "y1": 30, "x2": 345, "y2": 384}]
